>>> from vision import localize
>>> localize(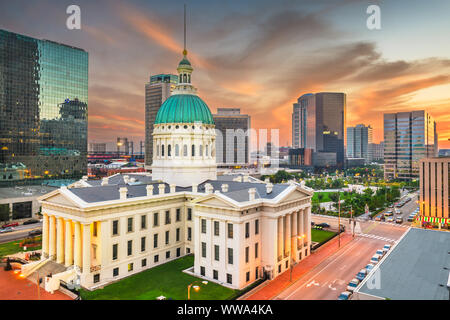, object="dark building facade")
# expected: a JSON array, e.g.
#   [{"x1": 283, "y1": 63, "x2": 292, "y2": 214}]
[
  {"x1": 0, "y1": 29, "x2": 88, "y2": 181},
  {"x1": 292, "y1": 92, "x2": 346, "y2": 168},
  {"x1": 144, "y1": 74, "x2": 177, "y2": 169}
]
